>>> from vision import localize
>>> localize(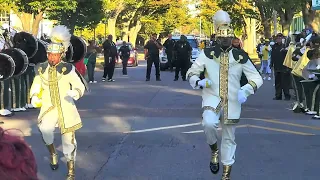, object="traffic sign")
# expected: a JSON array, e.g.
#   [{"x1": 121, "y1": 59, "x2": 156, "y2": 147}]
[{"x1": 312, "y1": 0, "x2": 320, "y2": 10}]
